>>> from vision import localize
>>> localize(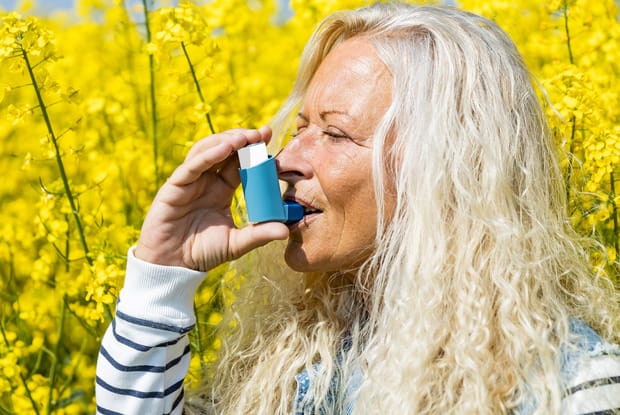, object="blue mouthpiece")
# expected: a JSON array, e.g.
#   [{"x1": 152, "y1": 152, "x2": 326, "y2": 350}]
[{"x1": 283, "y1": 201, "x2": 304, "y2": 225}]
